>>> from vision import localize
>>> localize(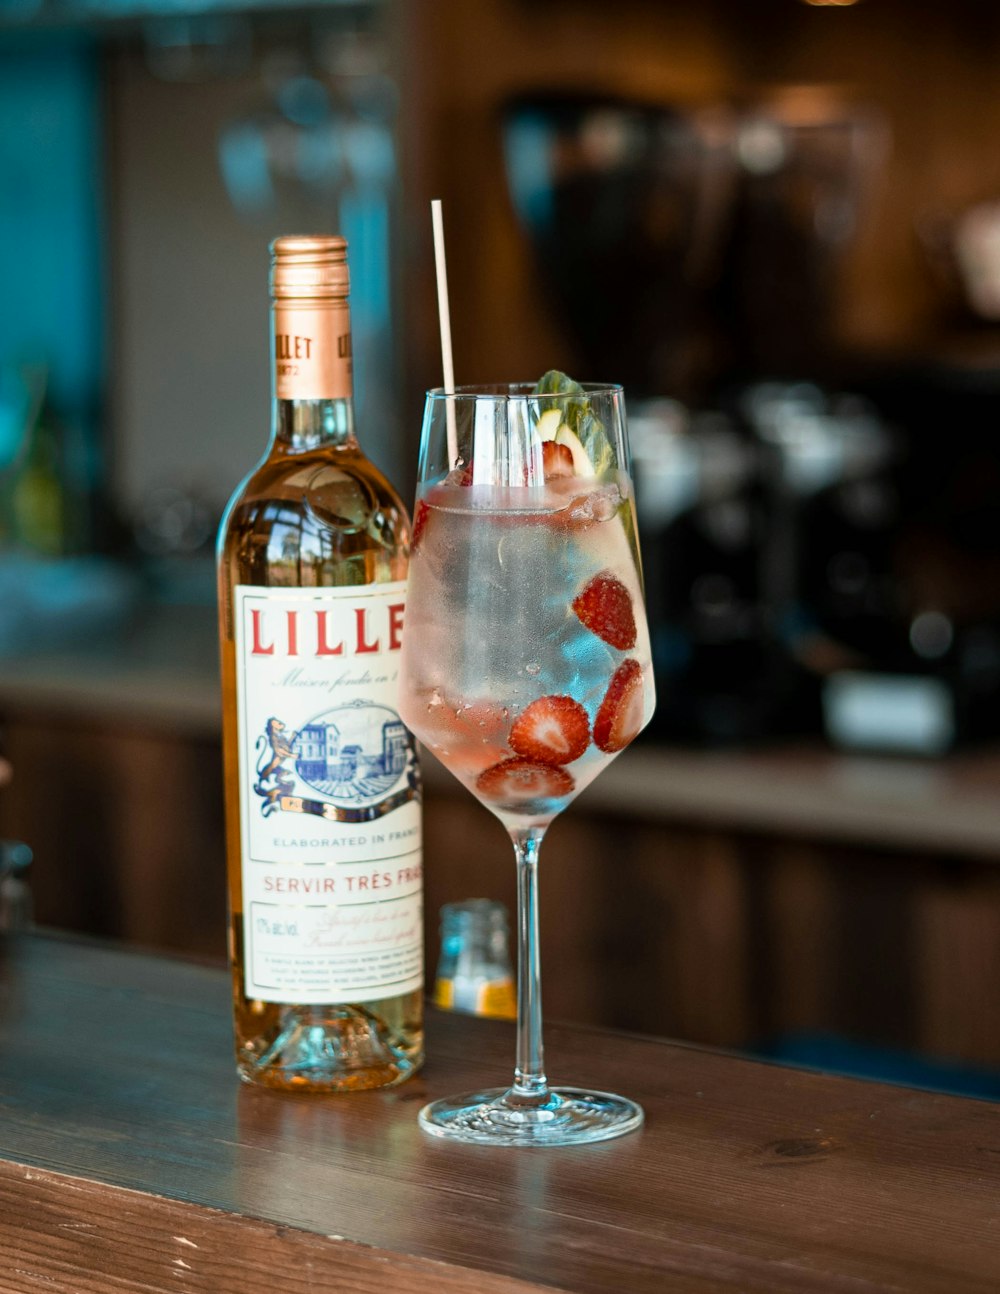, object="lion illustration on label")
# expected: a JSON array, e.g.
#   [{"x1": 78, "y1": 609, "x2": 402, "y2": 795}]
[
  {"x1": 254, "y1": 717, "x2": 299, "y2": 810},
  {"x1": 254, "y1": 700, "x2": 419, "y2": 821}
]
